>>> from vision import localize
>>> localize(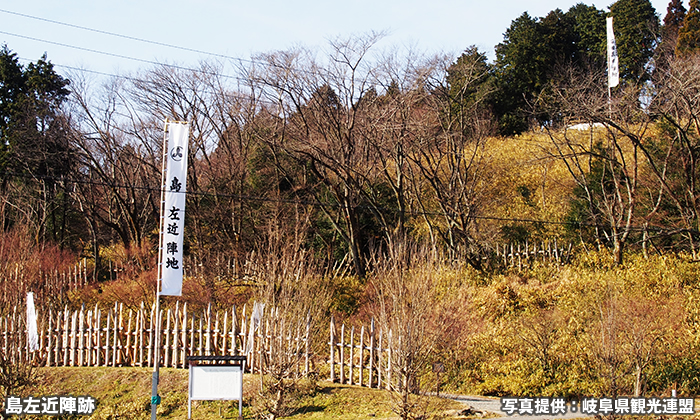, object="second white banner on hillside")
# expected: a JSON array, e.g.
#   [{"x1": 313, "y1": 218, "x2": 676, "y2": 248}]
[{"x1": 607, "y1": 16, "x2": 619, "y2": 88}]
